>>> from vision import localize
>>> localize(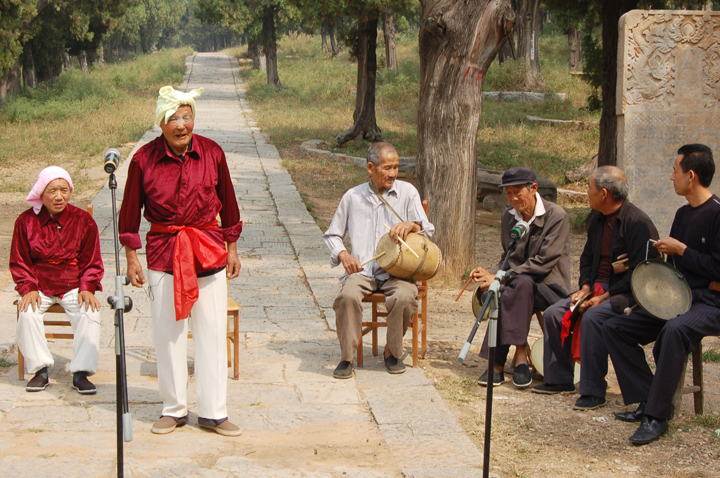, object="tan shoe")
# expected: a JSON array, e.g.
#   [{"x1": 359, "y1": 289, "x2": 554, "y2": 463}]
[
  {"x1": 151, "y1": 415, "x2": 187, "y2": 435},
  {"x1": 199, "y1": 419, "x2": 242, "y2": 437}
]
